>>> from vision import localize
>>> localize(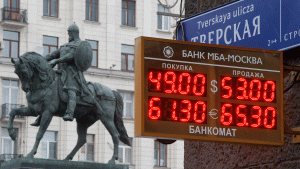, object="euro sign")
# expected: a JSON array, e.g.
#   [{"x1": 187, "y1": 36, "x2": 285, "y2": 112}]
[{"x1": 209, "y1": 109, "x2": 218, "y2": 119}]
